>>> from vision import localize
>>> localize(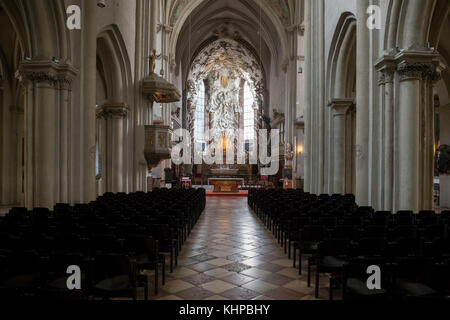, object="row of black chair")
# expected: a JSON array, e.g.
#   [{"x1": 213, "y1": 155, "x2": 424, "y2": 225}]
[
  {"x1": 249, "y1": 189, "x2": 450, "y2": 300},
  {"x1": 0, "y1": 188, "x2": 206, "y2": 300}
]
